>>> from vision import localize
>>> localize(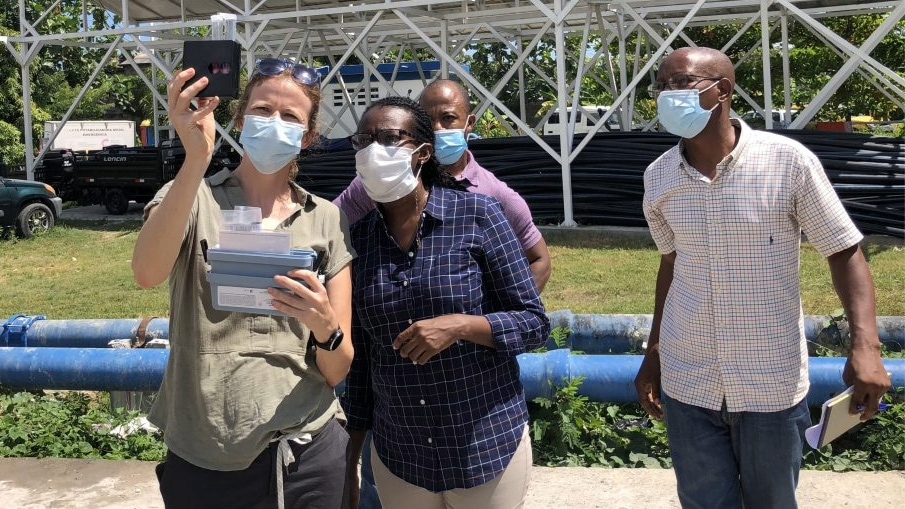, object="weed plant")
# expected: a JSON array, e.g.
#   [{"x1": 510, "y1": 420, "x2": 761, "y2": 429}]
[{"x1": 0, "y1": 389, "x2": 165, "y2": 461}]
